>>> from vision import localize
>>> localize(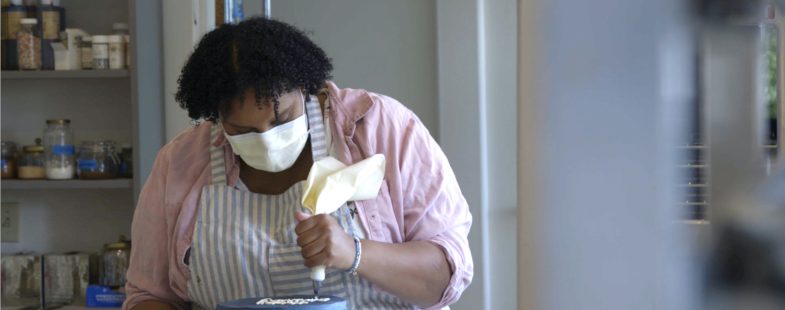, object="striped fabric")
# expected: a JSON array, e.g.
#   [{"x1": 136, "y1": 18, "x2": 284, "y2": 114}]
[{"x1": 187, "y1": 97, "x2": 413, "y2": 309}]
